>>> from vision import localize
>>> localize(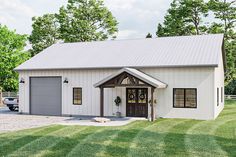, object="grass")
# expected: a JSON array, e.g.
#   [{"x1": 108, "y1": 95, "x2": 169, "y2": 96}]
[{"x1": 0, "y1": 101, "x2": 235, "y2": 157}]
